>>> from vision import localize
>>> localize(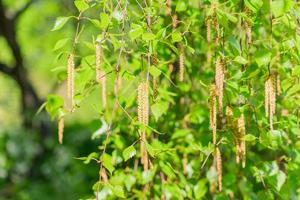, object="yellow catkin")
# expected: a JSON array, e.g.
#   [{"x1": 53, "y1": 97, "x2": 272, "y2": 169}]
[
  {"x1": 265, "y1": 78, "x2": 270, "y2": 118},
  {"x1": 237, "y1": 114, "x2": 246, "y2": 167},
  {"x1": 215, "y1": 147, "x2": 222, "y2": 192},
  {"x1": 67, "y1": 53, "x2": 75, "y2": 107},
  {"x1": 209, "y1": 84, "x2": 217, "y2": 144},
  {"x1": 138, "y1": 82, "x2": 149, "y2": 170},
  {"x1": 206, "y1": 18, "x2": 211, "y2": 43},
  {"x1": 95, "y1": 43, "x2": 107, "y2": 107},
  {"x1": 58, "y1": 117, "x2": 64, "y2": 144},
  {"x1": 215, "y1": 57, "x2": 225, "y2": 112},
  {"x1": 265, "y1": 76, "x2": 276, "y2": 131},
  {"x1": 179, "y1": 46, "x2": 185, "y2": 82}
]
